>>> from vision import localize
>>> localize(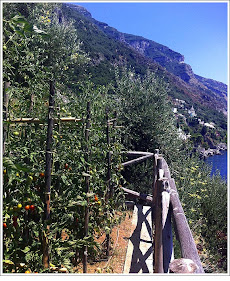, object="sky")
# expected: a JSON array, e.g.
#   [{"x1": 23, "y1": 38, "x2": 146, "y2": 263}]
[{"x1": 71, "y1": 1, "x2": 228, "y2": 85}]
